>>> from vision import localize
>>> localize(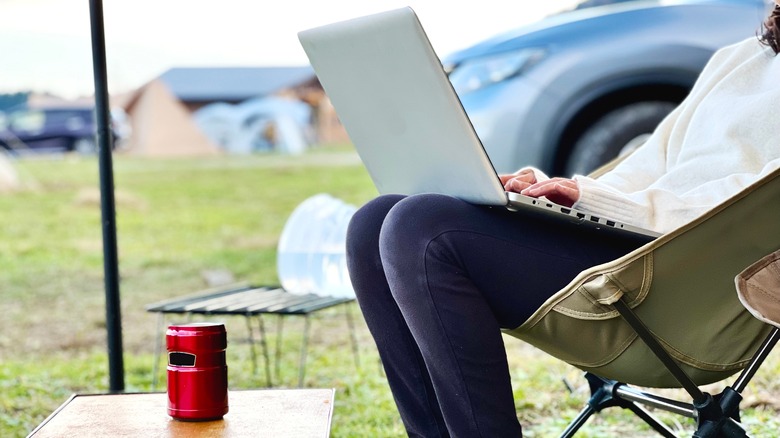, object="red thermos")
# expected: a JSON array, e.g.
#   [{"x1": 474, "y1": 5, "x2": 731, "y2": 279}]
[{"x1": 166, "y1": 322, "x2": 229, "y2": 421}]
